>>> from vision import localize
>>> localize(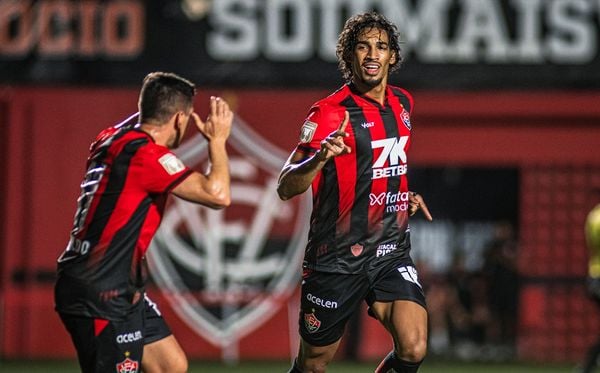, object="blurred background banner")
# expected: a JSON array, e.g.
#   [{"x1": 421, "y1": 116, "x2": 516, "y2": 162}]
[
  {"x1": 2, "y1": 0, "x2": 600, "y2": 88},
  {"x1": 1, "y1": 0, "x2": 600, "y2": 367}
]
